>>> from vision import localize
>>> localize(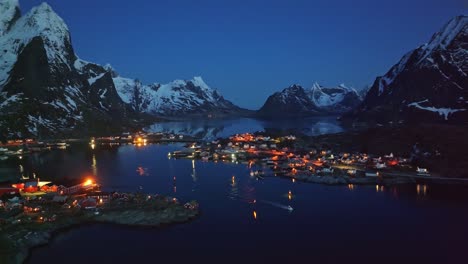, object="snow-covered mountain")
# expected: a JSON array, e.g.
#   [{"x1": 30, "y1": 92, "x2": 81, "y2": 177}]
[
  {"x1": 258, "y1": 83, "x2": 362, "y2": 117},
  {"x1": 111, "y1": 73, "x2": 244, "y2": 116},
  {"x1": 0, "y1": 0, "x2": 245, "y2": 138},
  {"x1": 0, "y1": 0, "x2": 139, "y2": 138},
  {"x1": 344, "y1": 15, "x2": 468, "y2": 124}
]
